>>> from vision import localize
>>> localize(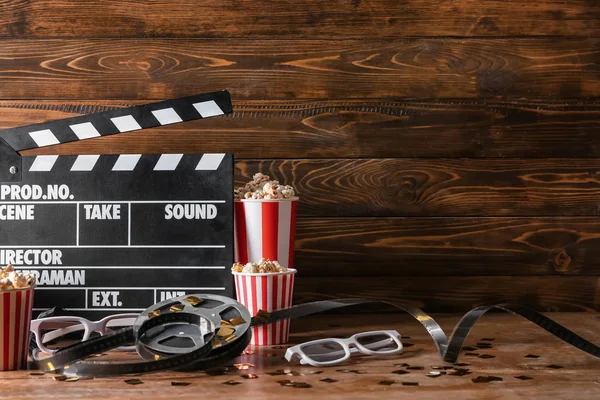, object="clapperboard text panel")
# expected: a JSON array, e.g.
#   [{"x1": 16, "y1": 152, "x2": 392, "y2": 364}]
[{"x1": 0, "y1": 153, "x2": 233, "y2": 317}]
